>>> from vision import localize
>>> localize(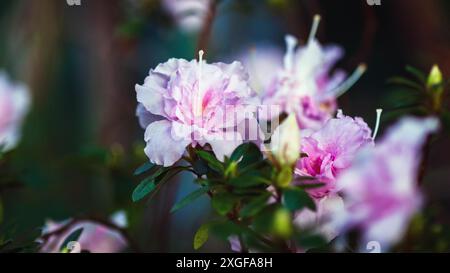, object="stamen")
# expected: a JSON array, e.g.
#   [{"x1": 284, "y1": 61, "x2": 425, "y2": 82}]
[
  {"x1": 284, "y1": 35, "x2": 298, "y2": 72},
  {"x1": 372, "y1": 109, "x2": 383, "y2": 139},
  {"x1": 194, "y1": 50, "x2": 205, "y2": 117},
  {"x1": 326, "y1": 64, "x2": 367, "y2": 99},
  {"x1": 337, "y1": 109, "x2": 344, "y2": 117},
  {"x1": 308, "y1": 14, "x2": 322, "y2": 45}
]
